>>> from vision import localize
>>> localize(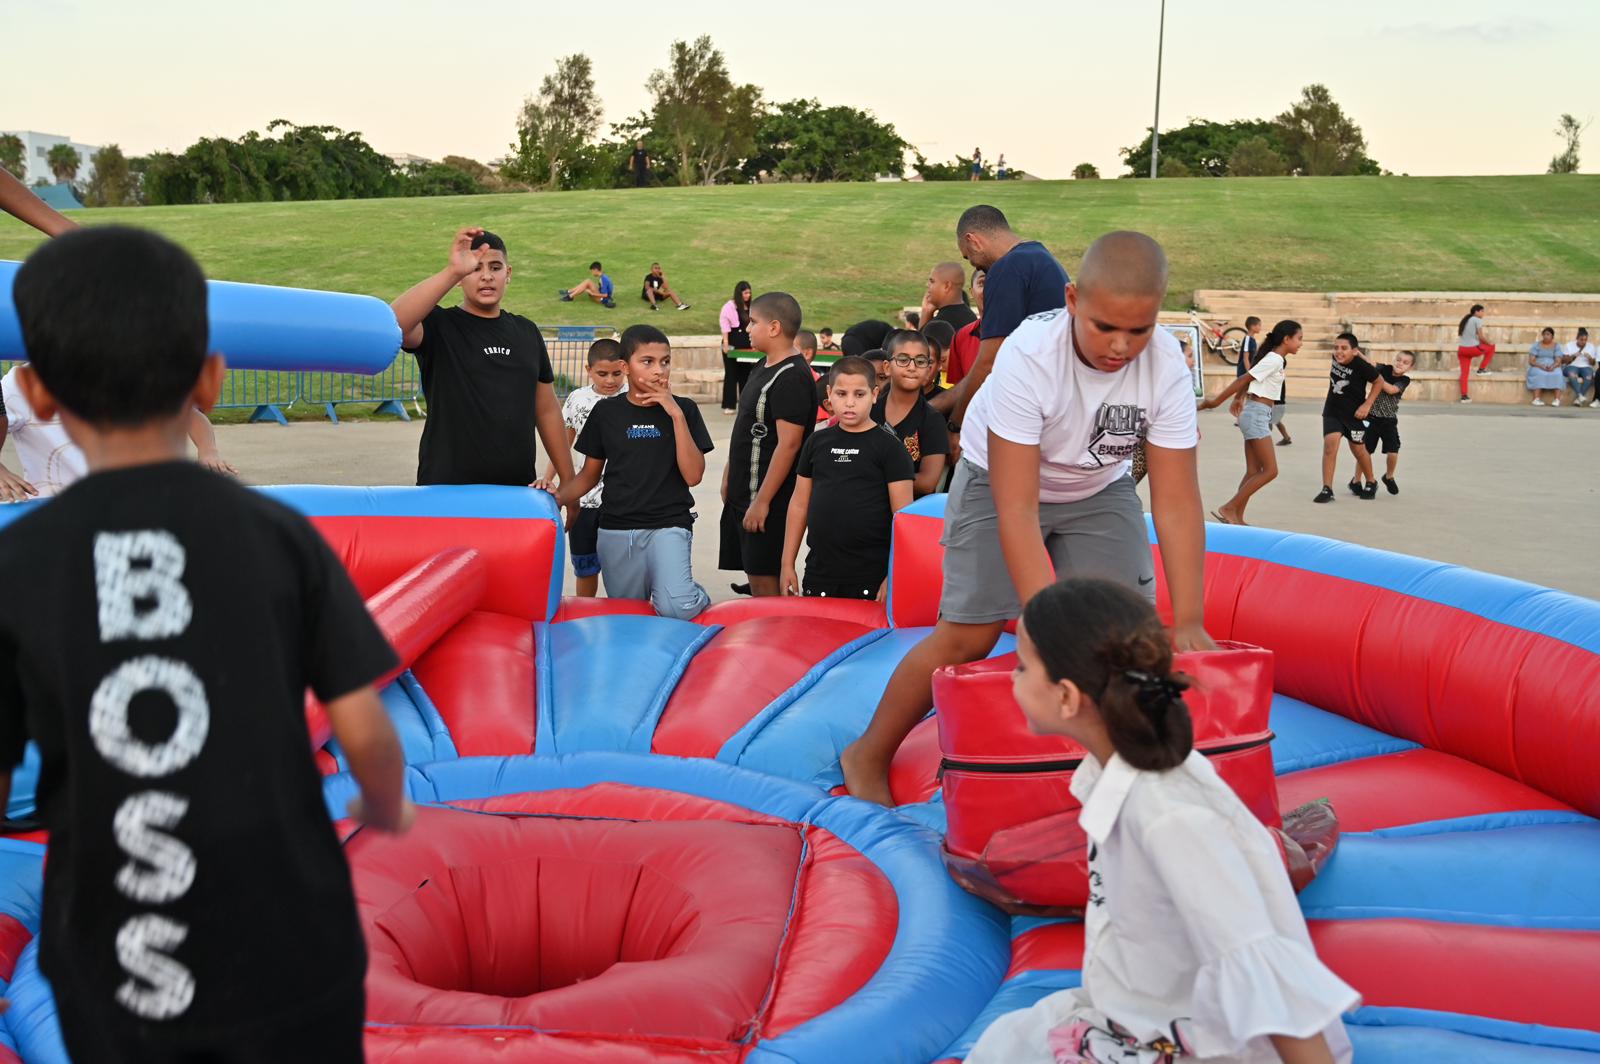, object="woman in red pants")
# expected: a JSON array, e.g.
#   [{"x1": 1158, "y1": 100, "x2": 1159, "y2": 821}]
[{"x1": 1457, "y1": 303, "x2": 1495, "y2": 402}]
